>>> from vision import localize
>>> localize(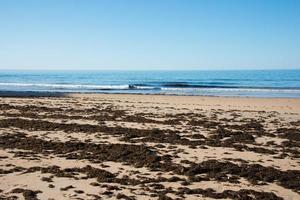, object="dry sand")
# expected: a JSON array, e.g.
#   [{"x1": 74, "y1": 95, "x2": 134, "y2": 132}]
[{"x1": 0, "y1": 93, "x2": 299, "y2": 199}]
